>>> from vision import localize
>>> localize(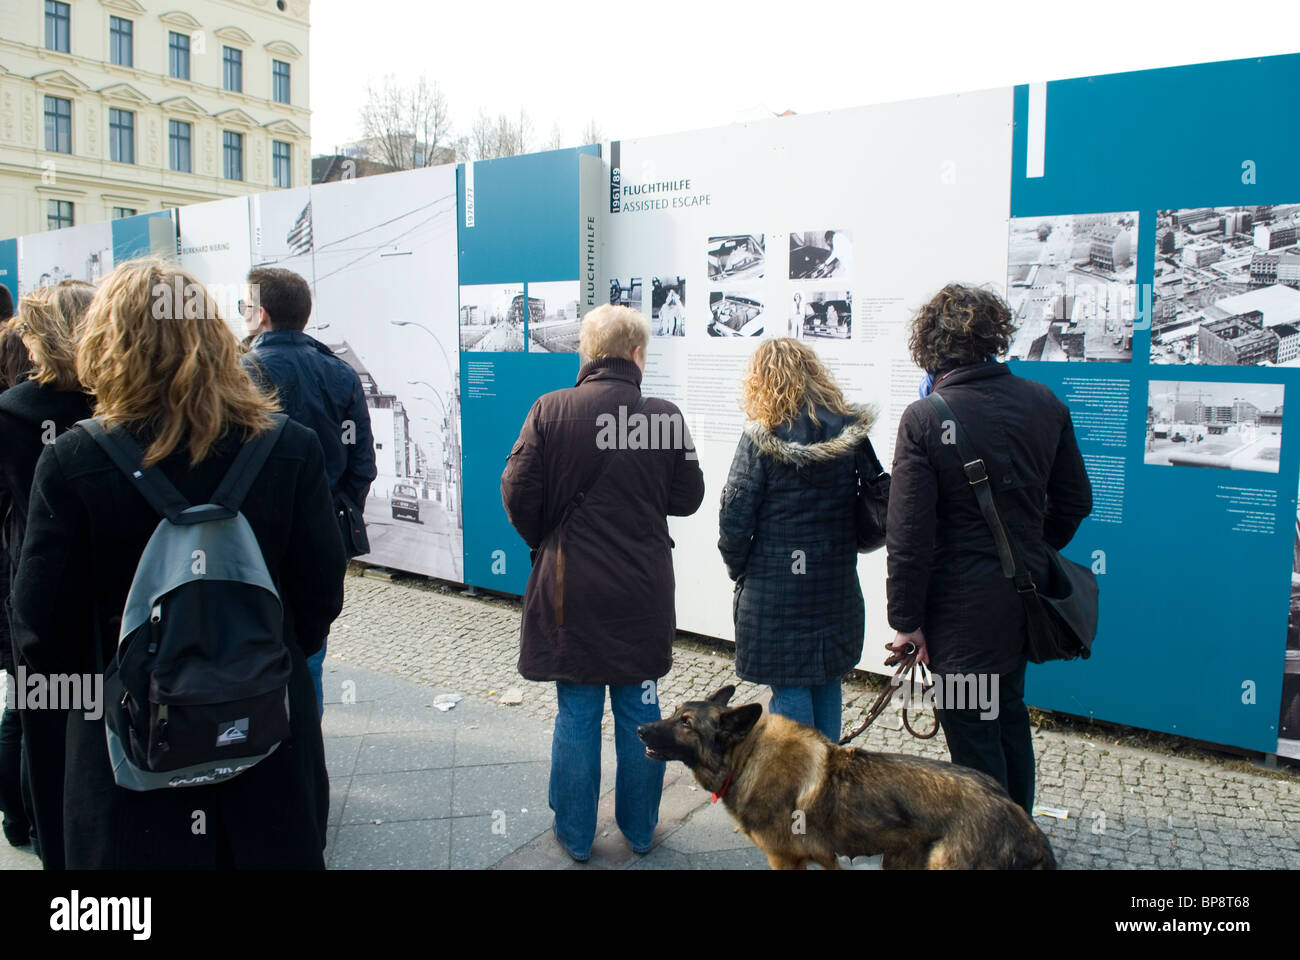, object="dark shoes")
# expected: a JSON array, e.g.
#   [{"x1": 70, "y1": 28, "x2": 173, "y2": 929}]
[{"x1": 2, "y1": 816, "x2": 31, "y2": 849}]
